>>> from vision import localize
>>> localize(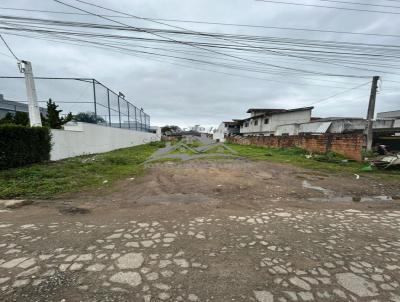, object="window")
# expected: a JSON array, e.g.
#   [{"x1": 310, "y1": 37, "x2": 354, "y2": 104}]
[
  {"x1": 254, "y1": 119, "x2": 259, "y2": 126},
  {"x1": 264, "y1": 118, "x2": 269, "y2": 124},
  {"x1": 244, "y1": 122, "x2": 249, "y2": 127}
]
